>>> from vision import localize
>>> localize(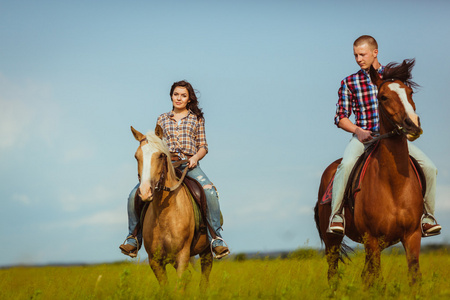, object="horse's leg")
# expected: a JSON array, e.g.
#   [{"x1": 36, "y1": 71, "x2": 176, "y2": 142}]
[
  {"x1": 174, "y1": 248, "x2": 192, "y2": 291},
  {"x1": 318, "y1": 203, "x2": 343, "y2": 284},
  {"x1": 324, "y1": 235, "x2": 344, "y2": 289},
  {"x1": 199, "y1": 248, "x2": 213, "y2": 292},
  {"x1": 402, "y1": 231, "x2": 422, "y2": 285},
  {"x1": 149, "y1": 258, "x2": 168, "y2": 286},
  {"x1": 362, "y1": 236, "x2": 382, "y2": 287}
]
